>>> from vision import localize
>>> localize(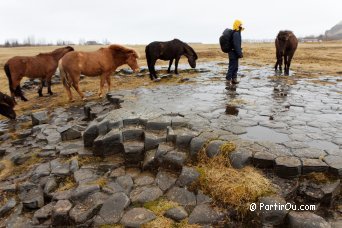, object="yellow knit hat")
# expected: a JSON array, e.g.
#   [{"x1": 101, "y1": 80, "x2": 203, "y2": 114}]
[{"x1": 233, "y1": 20, "x2": 244, "y2": 31}]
